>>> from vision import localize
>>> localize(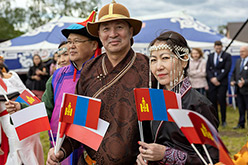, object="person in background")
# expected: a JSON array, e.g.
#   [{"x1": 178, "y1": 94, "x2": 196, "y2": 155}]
[
  {"x1": 0, "y1": 55, "x2": 9, "y2": 73},
  {"x1": 5, "y1": 11, "x2": 102, "y2": 165},
  {"x1": 50, "y1": 52, "x2": 58, "y2": 75},
  {"x1": 206, "y1": 41, "x2": 232, "y2": 127},
  {"x1": 56, "y1": 41, "x2": 70, "y2": 68},
  {"x1": 25, "y1": 54, "x2": 49, "y2": 99},
  {"x1": 231, "y1": 45, "x2": 248, "y2": 129},
  {"x1": 187, "y1": 48, "x2": 208, "y2": 95},
  {"x1": 0, "y1": 67, "x2": 44, "y2": 165},
  {"x1": 136, "y1": 31, "x2": 219, "y2": 165},
  {"x1": 46, "y1": 1, "x2": 151, "y2": 164}
]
